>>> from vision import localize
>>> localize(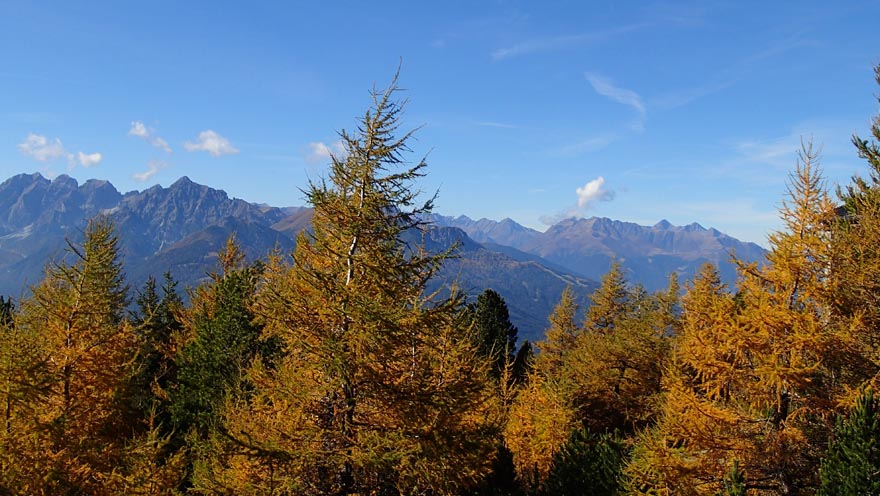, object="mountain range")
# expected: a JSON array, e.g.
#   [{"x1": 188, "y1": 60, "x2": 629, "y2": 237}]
[{"x1": 0, "y1": 173, "x2": 766, "y2": 342}]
